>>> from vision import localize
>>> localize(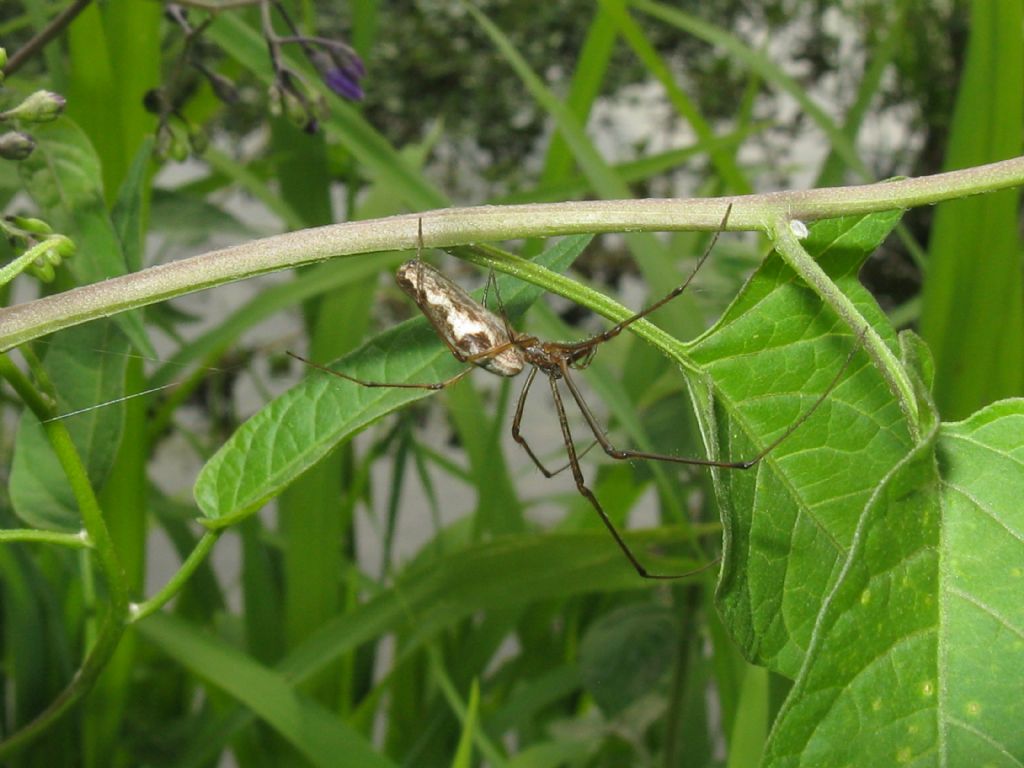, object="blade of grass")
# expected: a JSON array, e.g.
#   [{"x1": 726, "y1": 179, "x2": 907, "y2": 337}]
[
  {"x1": 597, "y1": 0, "x2": 751, "y2": 193},
  {"x1": 632, "y1": 0, "x2": 870, "y2": 179},
  {"x1": 538, "y1": 3, "x2": 616, "y2": 185},
  {"x1": 725, "y1": 665, "x2": 768, "y2": 767},
  {"x1": 138, "y1": 613, "x2": 399, "y2": 768},
  {"x1": 161, "y1": 525, "x2": 709, "y2": 767},
  {"x1": 919, "y1": 0, "x2": 1024, "y2": 419}
]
